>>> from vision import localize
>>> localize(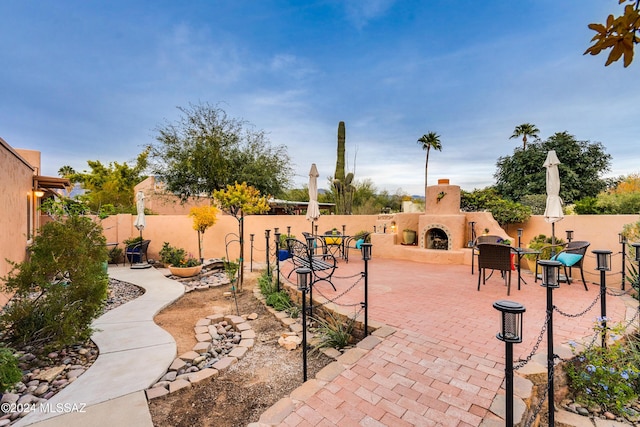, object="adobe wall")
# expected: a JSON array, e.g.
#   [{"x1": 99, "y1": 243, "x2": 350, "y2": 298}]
[{"x1": 0, "y1": 142, "x2": 36, "y2": 306}]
